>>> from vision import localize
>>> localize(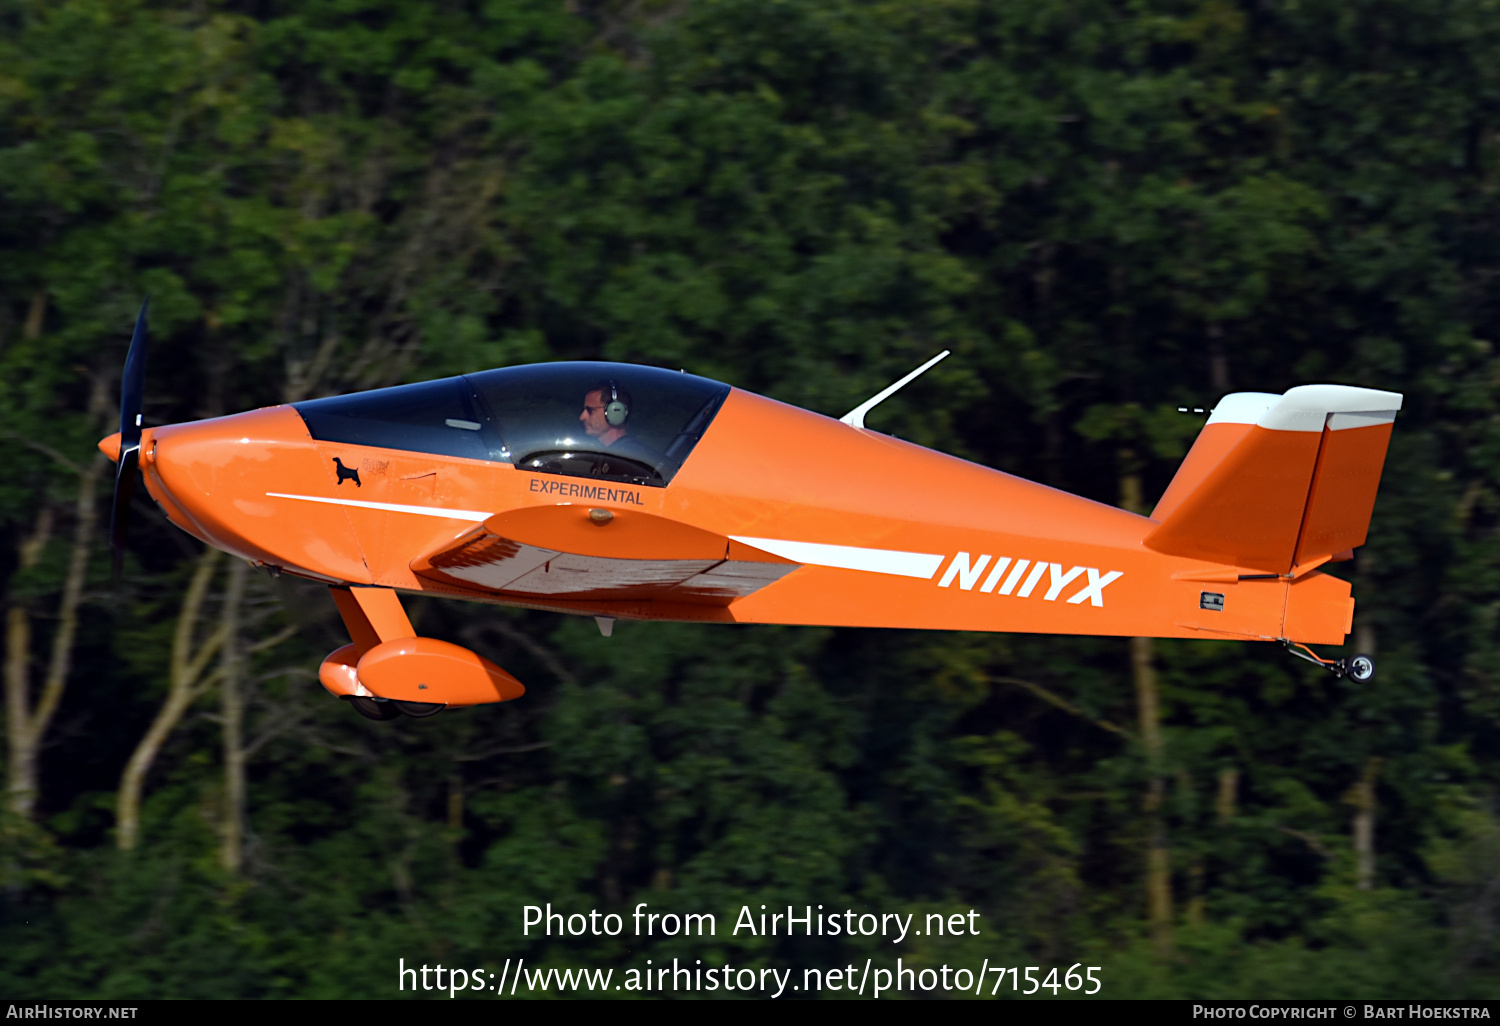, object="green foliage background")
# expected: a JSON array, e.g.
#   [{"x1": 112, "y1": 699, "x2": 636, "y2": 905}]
[{"x1": 3, "y1": 0, "x2": 1500, "y2": 999}]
